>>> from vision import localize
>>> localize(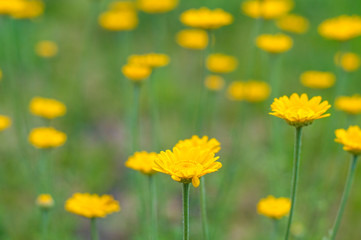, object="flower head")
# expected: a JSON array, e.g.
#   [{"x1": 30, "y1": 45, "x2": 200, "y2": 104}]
[
  {"x1": 335, "y1": 52, "x2": 360, "y2": 72},
  {"x1": 29, "y1": 97, "x2": 66, "y2": 119},
  {"x1": 65, "y1": 193, "x2": 120, "y2": 218},
  {"x1": 335, "y1": 126, "x2": 361, "y2": 155},
  {"x1": 175, "y1": 135, "x2": 221, "y2": 154},
  {"x1": 256, "y1": 33, "x2": 293, "y2": 53},
  {"x1": 29, "y1": 127, "x2": 66, "y2": 148},
  {"x1": 128, "y1": 53, "x2": 170, "y2": 68},
  {"x1": 0, "y1": 115, "x2": 11, "y2": 131},
  {"x1": 122, "y1": 63, "x2": 152, "y2": 82},
  {"x1": 180, "y1": 7, "x2": 233, "y2": 29},
  {"x1": 99, "y1": 9, "x2": 138, "y2": 31},
  {"x1": 0, "y1": 0, "x2": 26, "y2": 15},
  {"x1": 36, "y1": 194, "x2": 54, "y2": 210},
  {"x1": 176, "y1": 29, "x2": 208, "y2": 50},
  {"x1": 227, "y1": 81, "x2": 246, "y2": 101},
  {"x1": 11, "y1": 0, "x2": 44, "y2": 19},
  {"x1": 137, "y1": 0, "x2": 178, "y2": 13},
  {"x1": 125, "y1": 151, "x2": 157, "y2": 175},
  {"x1": 270, "y1": 93, "x2": 331, "y2": 127},
  {"x1": 241, "y1": 0, "x2": 293, "y2": 20},
  {"x1": 206, "y1": 54, "x2": 238, "y2": 74},
  {"x1": 204, "y1": 75, "x2": 225, "y2": 91},
  {"x1": 257, "y1": 195, "x2": 291, "y2": 219},
  {"x1": 318, "y1": 15, "x2": 361, "y2": 41},
  {"x1": 244, "y1": 81, "x2": 271, "y2": 102},
  {"x1": 335, "y1": 95, "x2": 361, "y2": 115},
  {"x1": 300, "y1": 71, "x2": 336, "y2": 89},
  {"x1": 35, "y1": 41, "x2": 58, "y2": 58},
  {"x1": 277, "y1": 14, "x2": 309, "y2": 34},
  {"x1": 153, "y1": 147, "x2": 222, "y2": 187}
]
